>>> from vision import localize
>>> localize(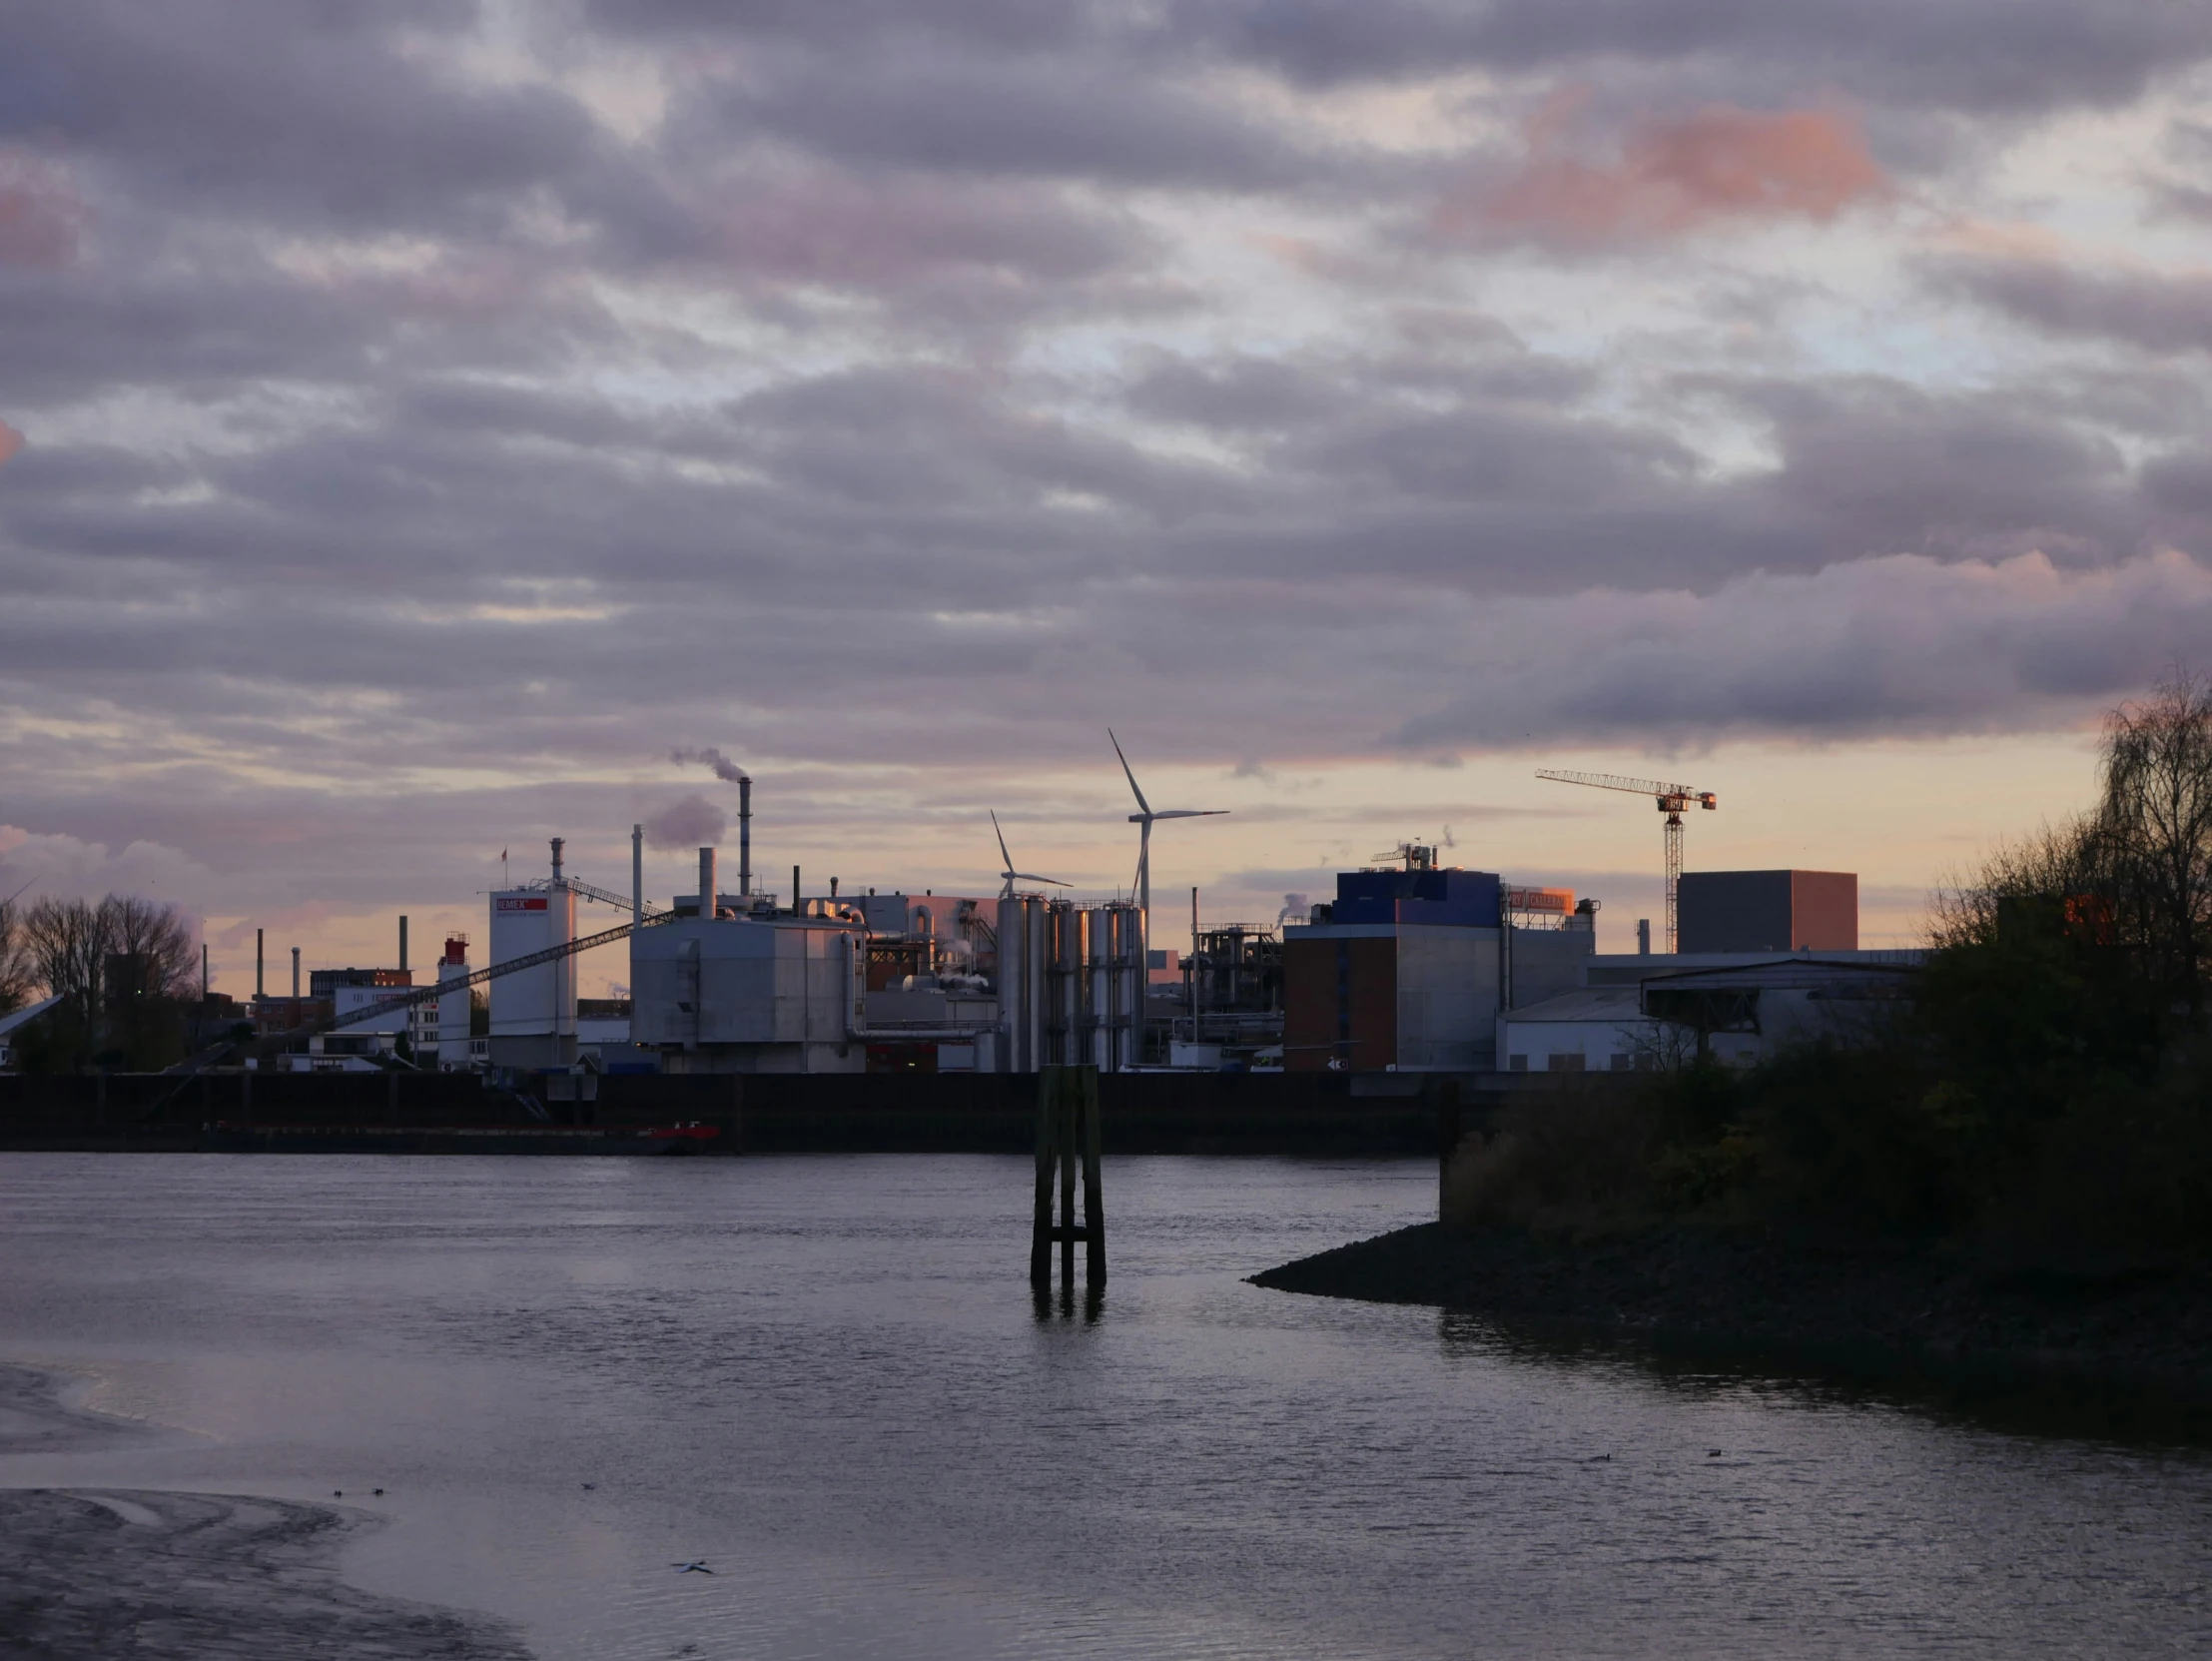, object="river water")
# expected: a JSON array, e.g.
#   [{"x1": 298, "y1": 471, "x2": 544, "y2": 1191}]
[{"x1": 0, "y1": 1153, "x2": 2206, "y2": 1659}]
